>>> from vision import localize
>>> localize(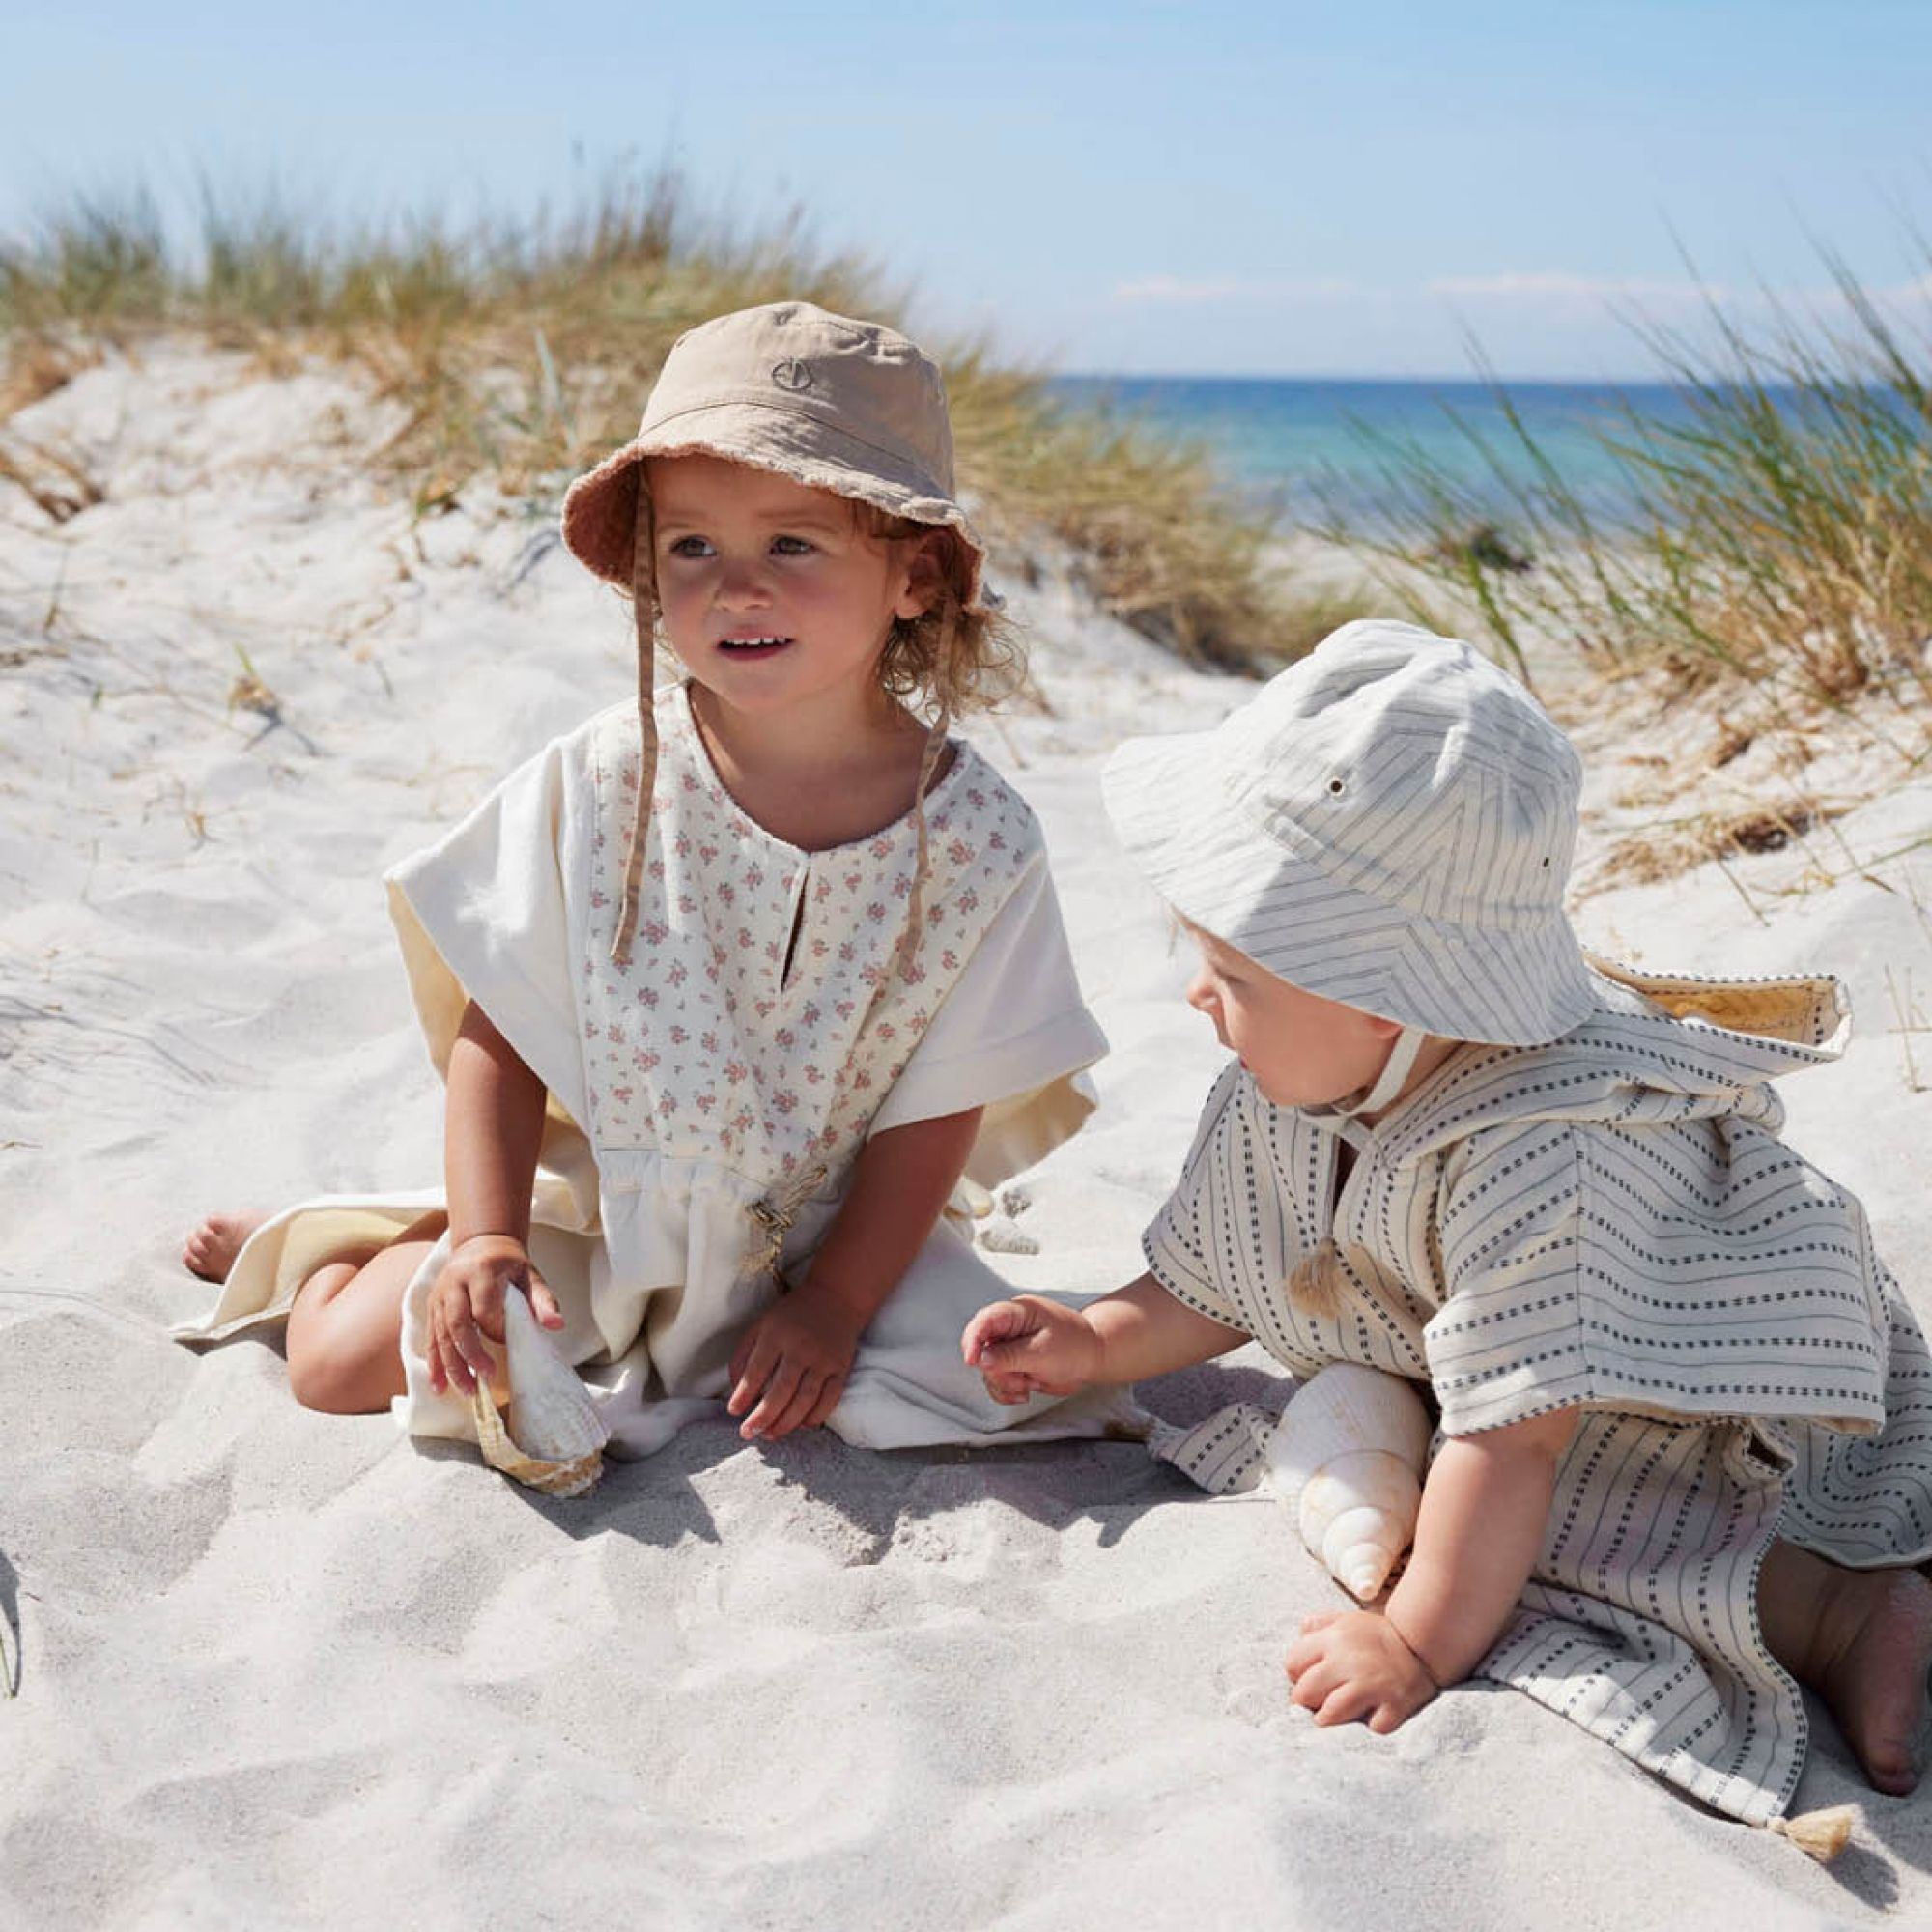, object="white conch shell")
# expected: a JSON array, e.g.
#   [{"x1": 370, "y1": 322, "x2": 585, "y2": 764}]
[
  {"x1": 469, "y1": 1290, "x2": 610, "y2": 1498},
  {"x1": 1267, "y1": 1363, "x2": 1431, "y2": 1600}
]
